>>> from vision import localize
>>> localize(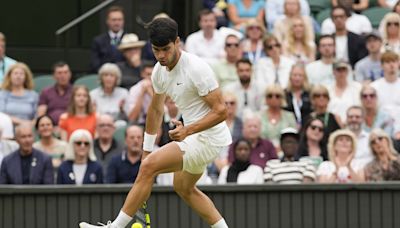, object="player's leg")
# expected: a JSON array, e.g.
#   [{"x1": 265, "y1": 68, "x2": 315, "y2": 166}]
[
  {"x1": 80, "y1": 142, "x2": 183, "y2": 228},
  {"x1": 173, "y1": 171, "x2": 228, "y2": 228}
]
